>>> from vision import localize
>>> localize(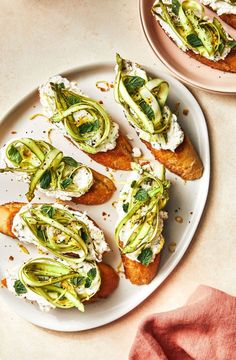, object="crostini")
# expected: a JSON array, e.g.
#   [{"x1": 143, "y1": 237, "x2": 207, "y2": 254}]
[
  {"x1": 0, "y1": 202, "x2": 110, "y2": 263},
  {"x1": 114, "y1": 54, "x2": 203, "y2": 180},
  {"x1": 0, "y1": 138, "x2": 115, "y2": 203},
  {"x1": 200, "y1": 0, "x2": 236, "y2": 29},
  {"x1": 115, "y1": 162, "x2": 170, "y2": 285},
  {"x1": 3, "y1": 257, "x2": 119, "y2": 312},
  {"x1": 39, "y1": 75, "x2": 133, "y2": 170},
  {"x1": 152, "y1": 0, "x2": 236, "y2": 72}
]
